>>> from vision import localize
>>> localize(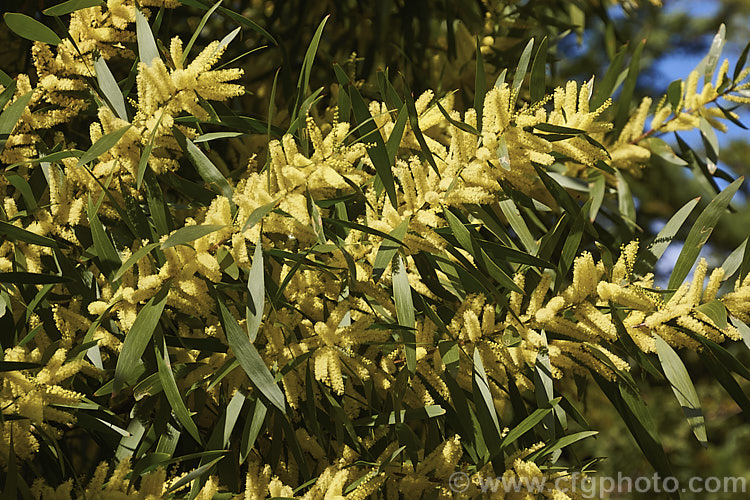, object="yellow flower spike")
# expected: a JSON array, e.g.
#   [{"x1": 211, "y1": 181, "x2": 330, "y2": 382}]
[{"x1": 536, "y1": 295, "x2": 566, "y2": 323}]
